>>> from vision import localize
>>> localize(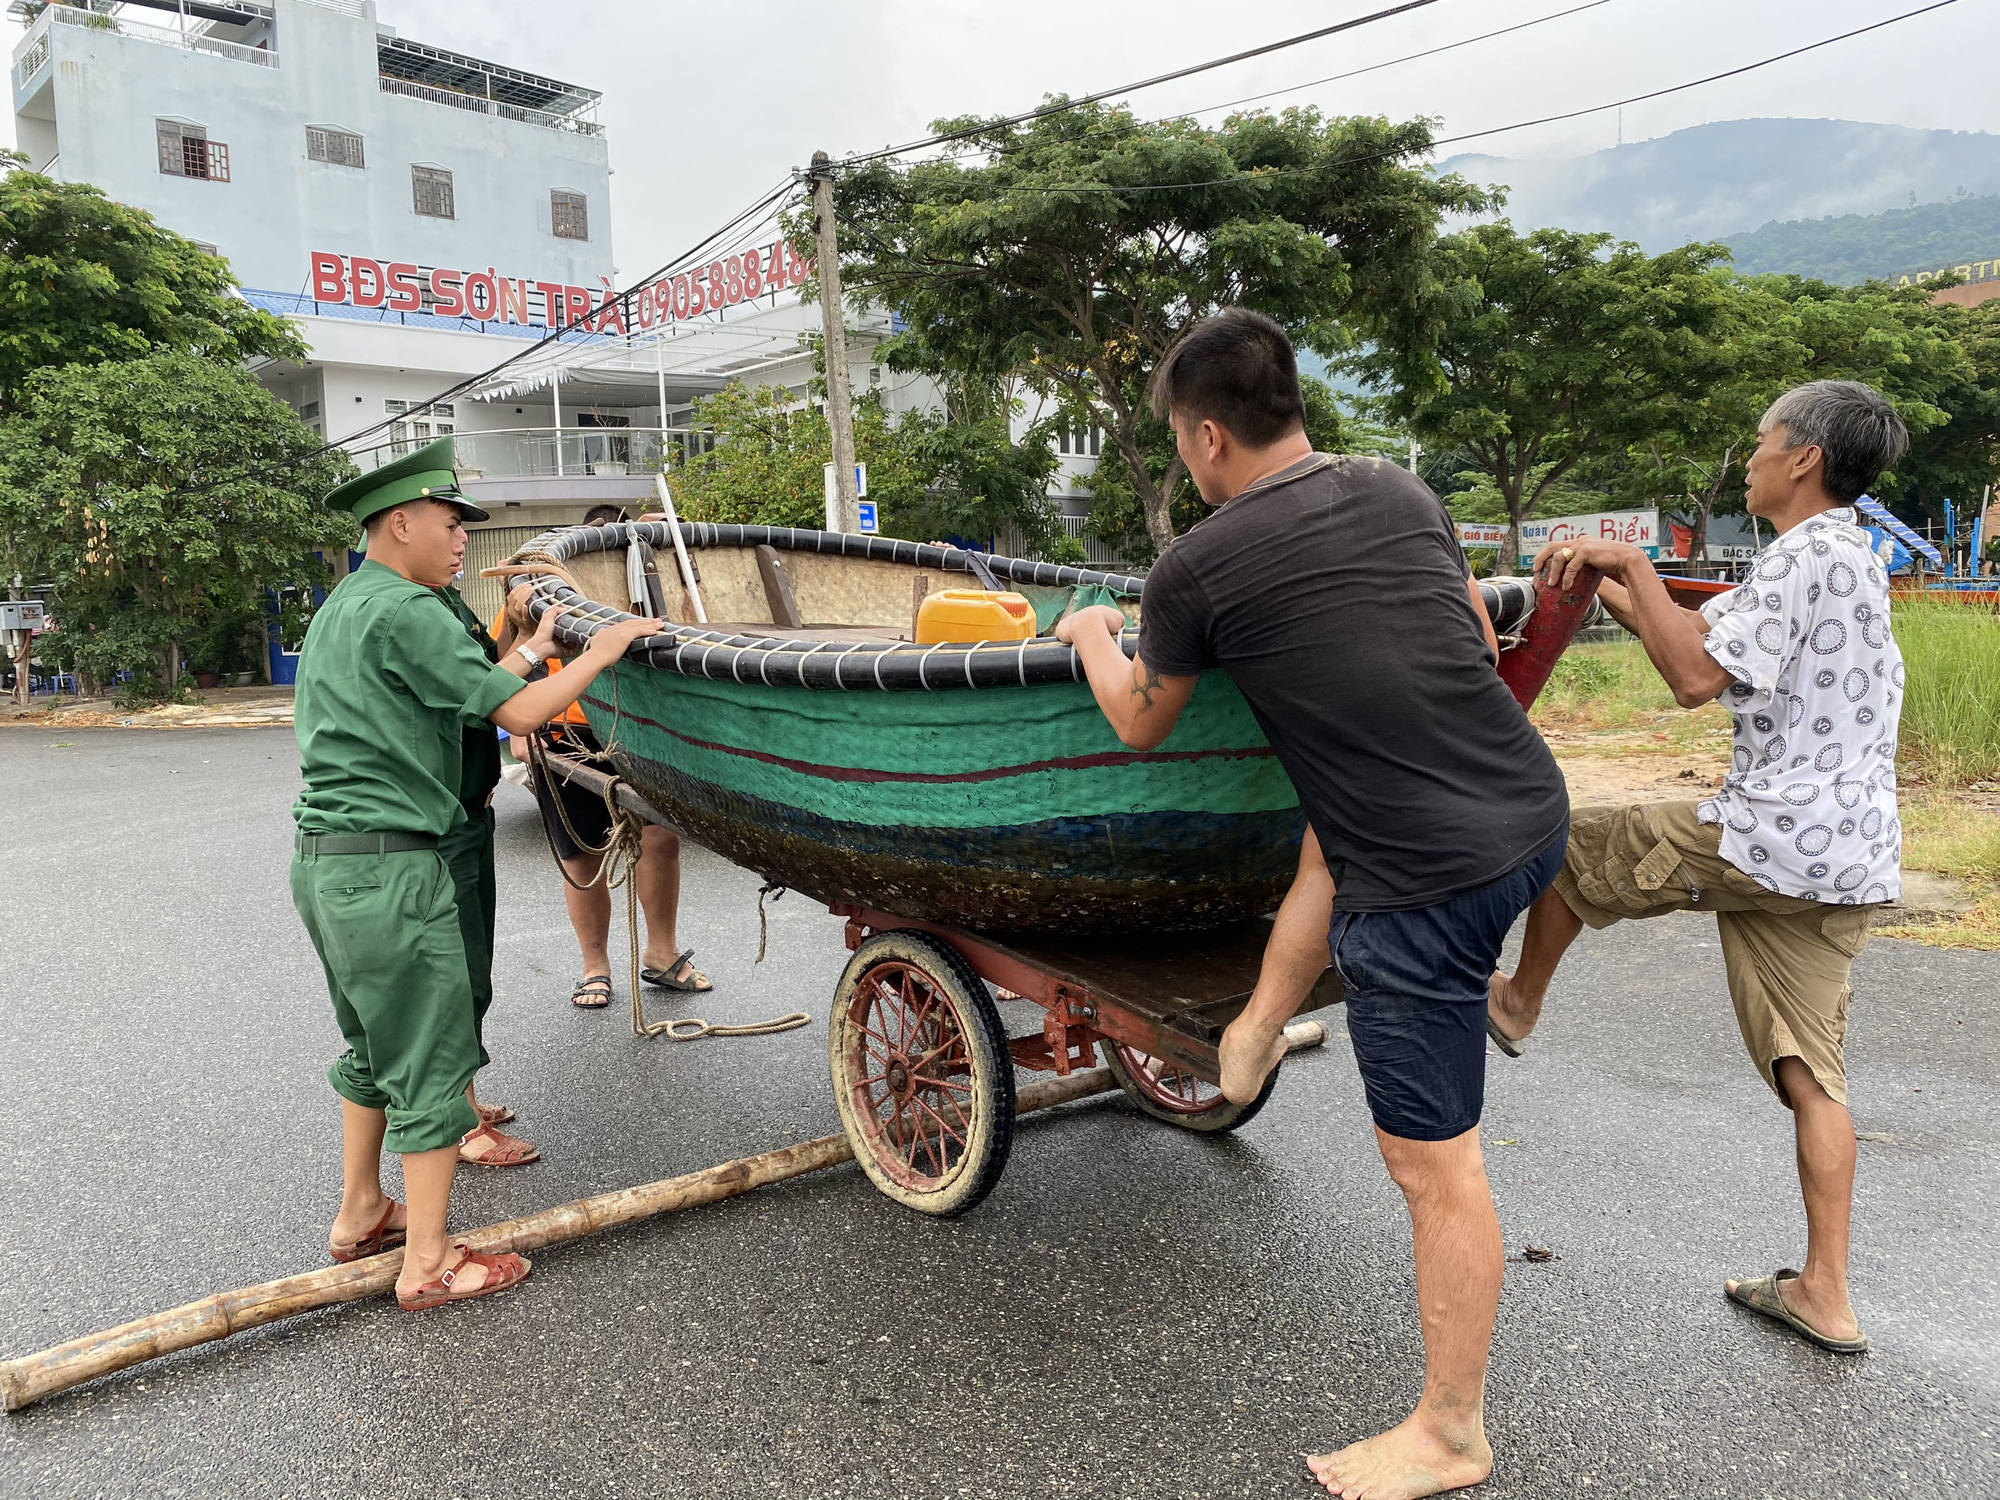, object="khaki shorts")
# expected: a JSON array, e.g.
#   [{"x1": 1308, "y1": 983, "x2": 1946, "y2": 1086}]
[{"x1": 1554, "y1": 801, "x2": 1876, "y2": 1107}]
